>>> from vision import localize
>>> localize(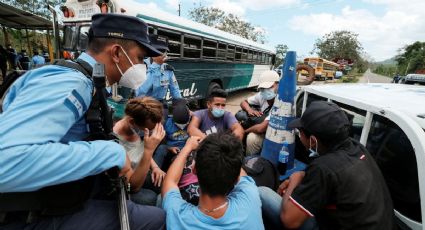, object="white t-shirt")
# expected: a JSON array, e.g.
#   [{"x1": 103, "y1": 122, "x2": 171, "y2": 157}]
[
  {"x1": 116, "y1": 134, "x2": 144, "y2": 167},
  {"x1": 247, "y1": 92, "x2": 270, "y2": 112}
]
